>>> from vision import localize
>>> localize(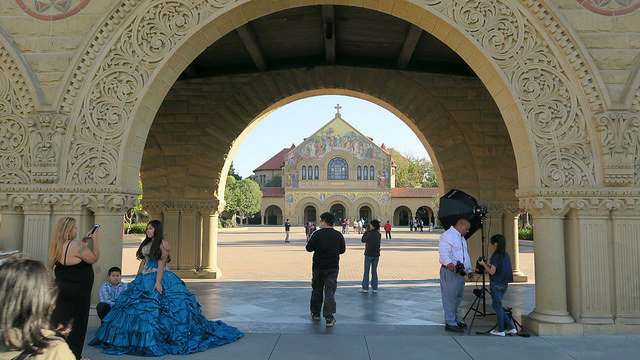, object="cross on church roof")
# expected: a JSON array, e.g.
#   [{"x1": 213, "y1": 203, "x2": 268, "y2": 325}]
[{"x1": 335, "y1": 104, "x2": 341, "y2": 116}]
